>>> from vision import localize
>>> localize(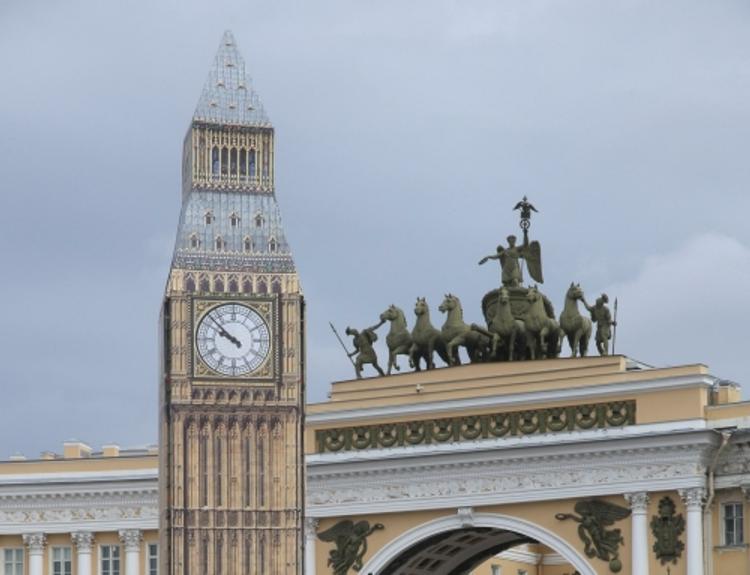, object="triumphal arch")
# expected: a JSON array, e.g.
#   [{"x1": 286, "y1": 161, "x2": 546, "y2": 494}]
[{"x1": 303, "y1": 200, "x2": 750, "y2": 575}]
